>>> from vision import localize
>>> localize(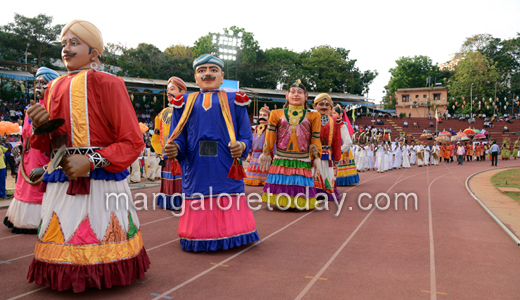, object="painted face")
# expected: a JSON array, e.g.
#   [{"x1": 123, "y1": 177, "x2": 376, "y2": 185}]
[
  {"x1": 167, "y1": 83, "x2": 183, "y2": 102},
  {"x1": 194, "y1": 63, "x2": 224, "y2": 91},
  {"x1": 259, "y1": 110, "x2": 269, "y2": 124},
  {"x1": 314, "y1": 100, "x2": 332, "y2": 115},
  {"x1": 285, "y1": 87, "x2": 307, "y2": 106},
  {"x1": 61, "y1": 30, "x2": 98, "y2": 71},
  {"x1": 331, "y1": 110, "x2": 340, "y2": 119},
  {"x1": 34, "y1": 75, "x2": 48, "y2": 100}
]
